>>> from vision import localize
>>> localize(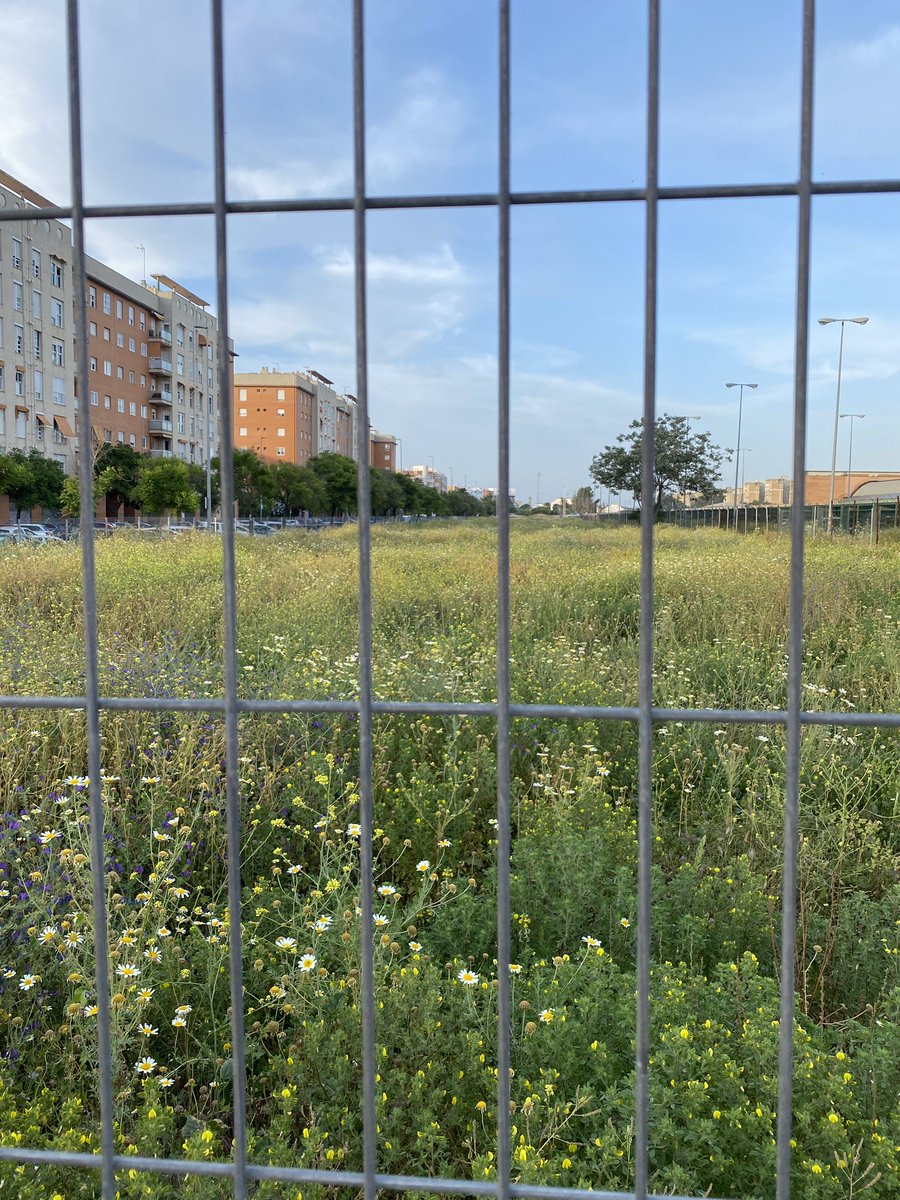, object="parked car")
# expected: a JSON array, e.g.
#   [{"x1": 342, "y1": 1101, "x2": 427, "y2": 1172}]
[{"x1": 13, "y1": 526, "x2": 64, "y2": 544}]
